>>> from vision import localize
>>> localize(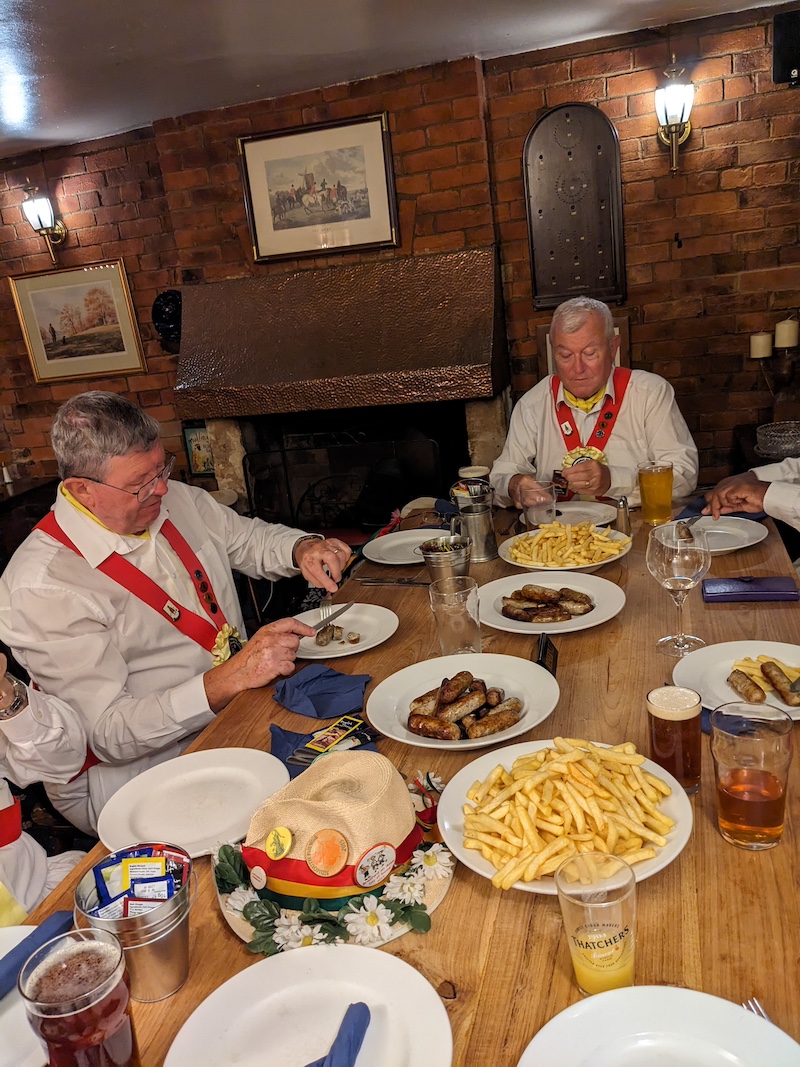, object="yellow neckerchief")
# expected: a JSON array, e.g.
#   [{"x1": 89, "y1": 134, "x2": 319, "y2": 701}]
[
  {"x1": 60, "y1": 484, "x2": 150, "y2": 540},
  {"x1": 563, "y1": 384, "x2": 607, "y2": 414}
]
